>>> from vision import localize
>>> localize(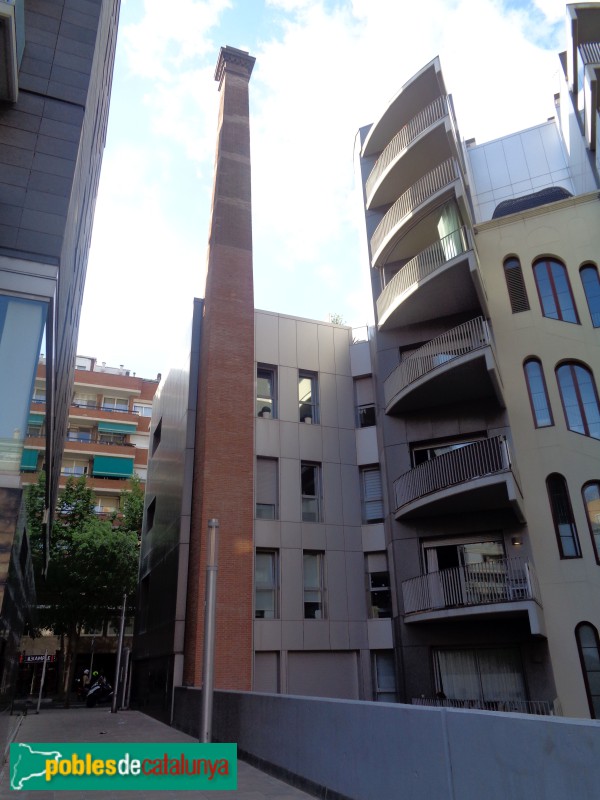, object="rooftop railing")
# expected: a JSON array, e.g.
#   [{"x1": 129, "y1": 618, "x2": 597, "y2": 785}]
[
  {"x1": 412, "y1": 697, "x2": 558, "y2": 716},
  {"x1": 377, "y1": 227, "x2": 470, "y2": 328},
  {"x1": 394, "y1": 434, "x2": 517, "y2": 513},
  {"x1": 370, "y1": 157, "x2": 459, "y2": 264},
  {"x1": 366, "y1": 95, "x2": 449, "y2": 200},
  {"x1": 402, "y1": 556, "x2": 541, "y2": 615},
  {"x1": 384, "y1": 316, "x2": 490, "y2": 408}
]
